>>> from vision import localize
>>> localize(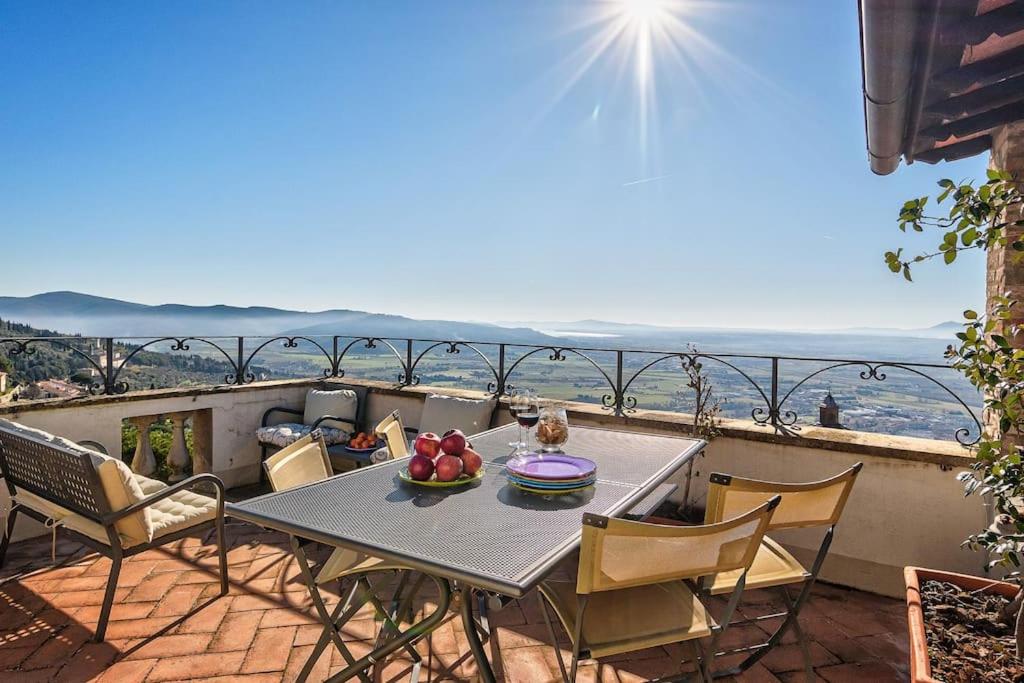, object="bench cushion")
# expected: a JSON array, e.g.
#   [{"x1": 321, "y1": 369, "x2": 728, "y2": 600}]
[
  {"x1": 13, "y1": 473, "x2": 216, "y2": 548},
  {"x1": 257, "y1": 423, "x2": 347, "y2": 448},
  {"x1": 418, "y1": 394, "x2": 496, "y2": 437},
  {"x1": 0, "y1": 419, "x2": 153, "y2": 545},
  {"x1": 303, "y1": 388, "x2": 358, "y2": 432}
]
